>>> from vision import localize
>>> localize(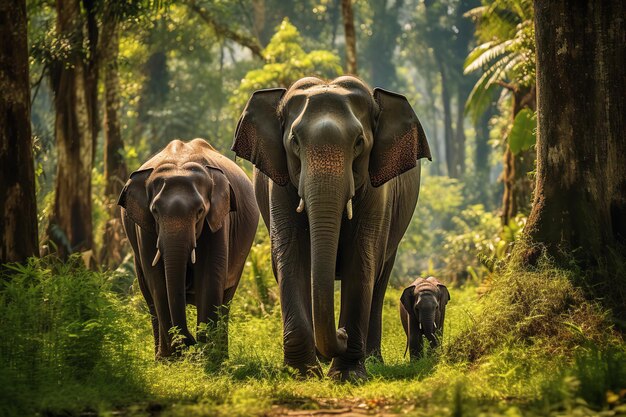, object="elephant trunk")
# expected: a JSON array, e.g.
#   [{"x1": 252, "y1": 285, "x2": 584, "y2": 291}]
[
  {"x1": 160, "y1": 229, "x2": 195, "y2": 346},
  {"x1": 306, "y1": 184, "x2": 348, "y2": 359},
  {"x1": 420, "y1": 308, "x2": 437, "y2": 348}
]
